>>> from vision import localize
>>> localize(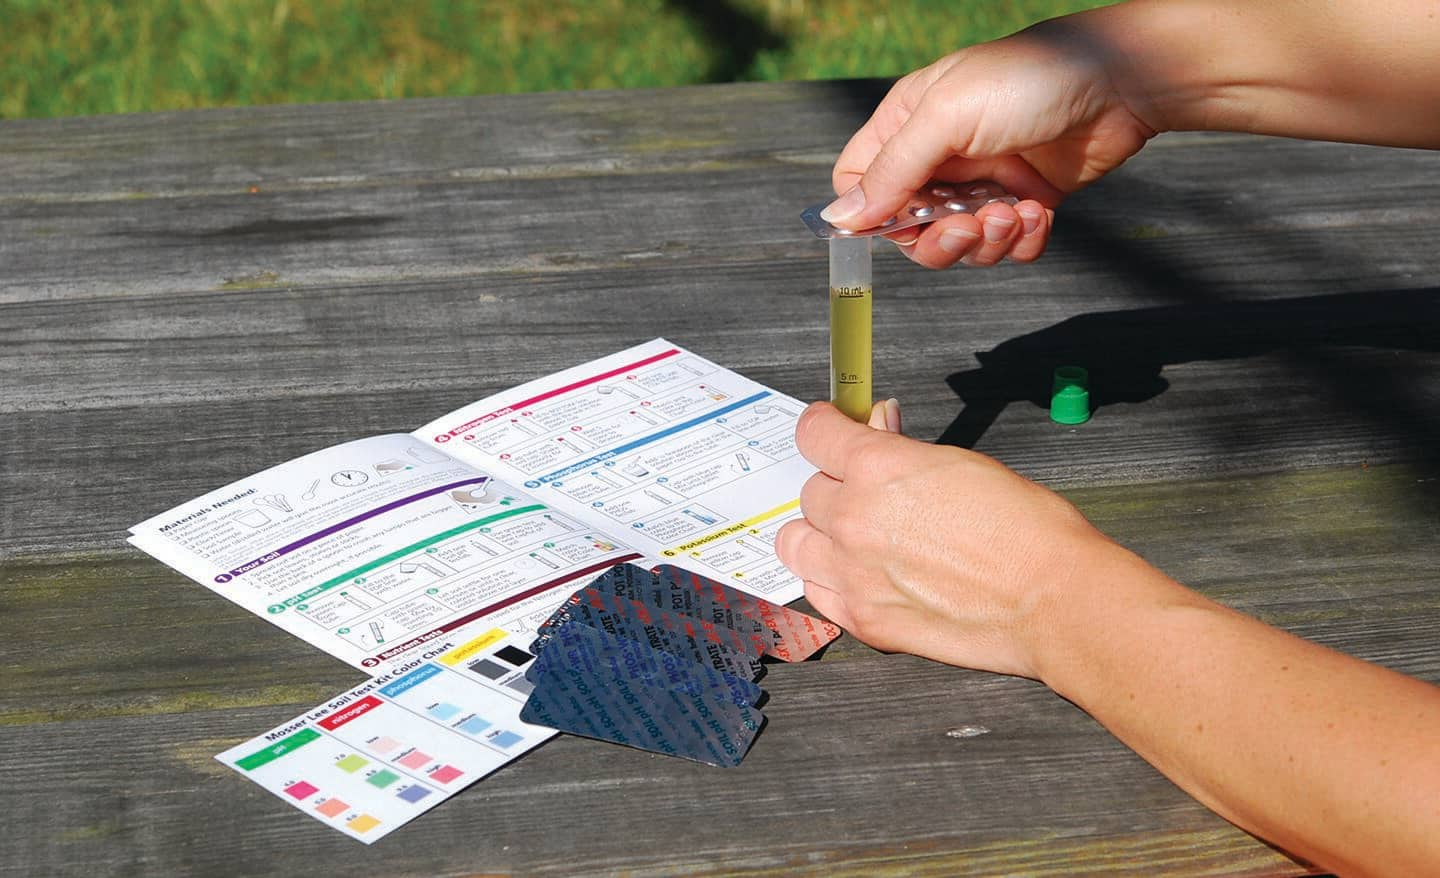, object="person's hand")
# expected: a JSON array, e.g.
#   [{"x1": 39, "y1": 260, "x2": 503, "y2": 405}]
[
  {"x1": 776, "y1": 400, "x2": 1132, "y2": 679},
  {"x1": 823, "y1": 17, "x2": 1159, "y2": 269}
]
